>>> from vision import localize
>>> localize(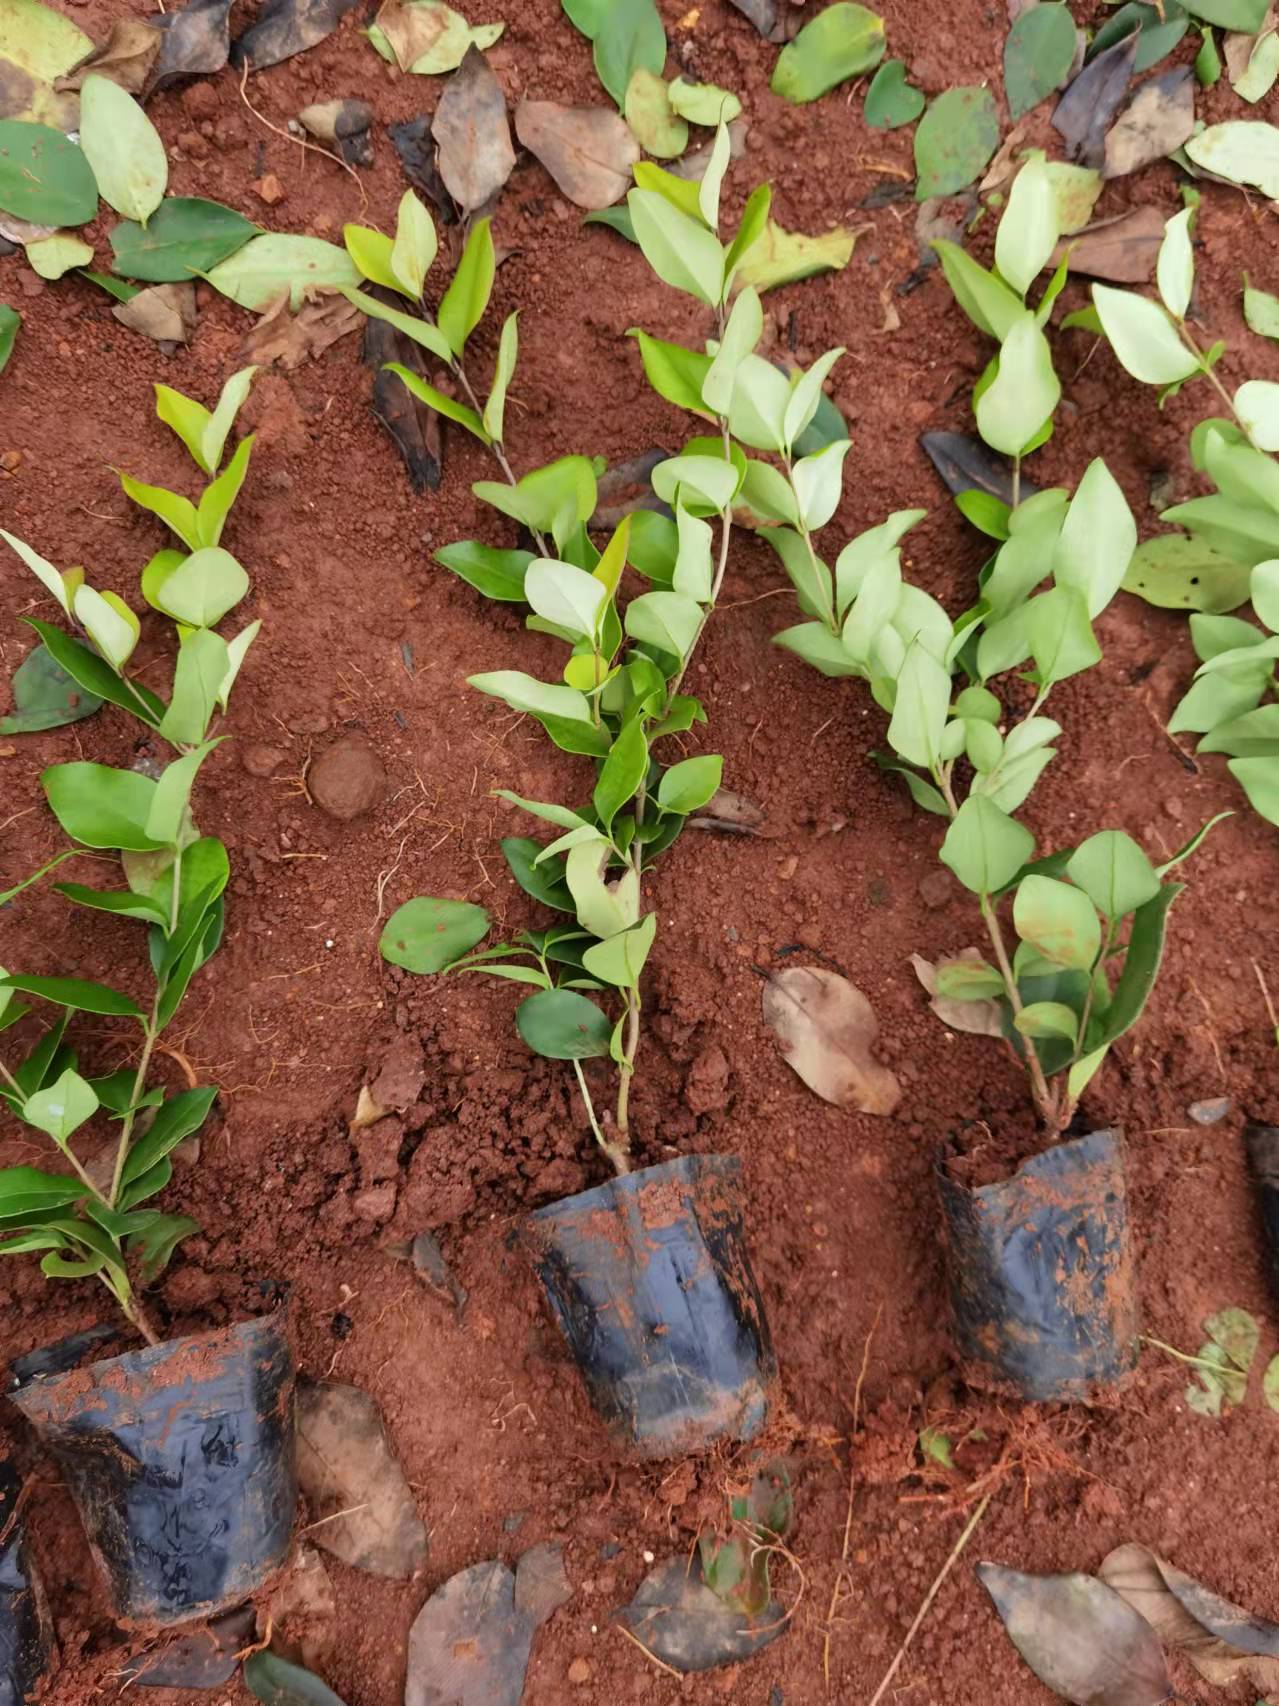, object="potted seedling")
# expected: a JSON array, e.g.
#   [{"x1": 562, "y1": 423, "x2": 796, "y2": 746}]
[
  {"x1": 377, "y1": 134, "x2": 863, "y2": 1456},
  {"x1": 0, "y1": 371, "x2": 296, "y2": 1625},
  {"x1": 762, "y1": 393, "x2": 1224, "y2": 1393}
]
